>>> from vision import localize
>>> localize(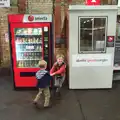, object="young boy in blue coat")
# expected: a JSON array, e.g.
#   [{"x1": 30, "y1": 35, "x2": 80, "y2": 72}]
[{"x1": 33, "y1": 60, "x2": 52, "y2": 108}]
